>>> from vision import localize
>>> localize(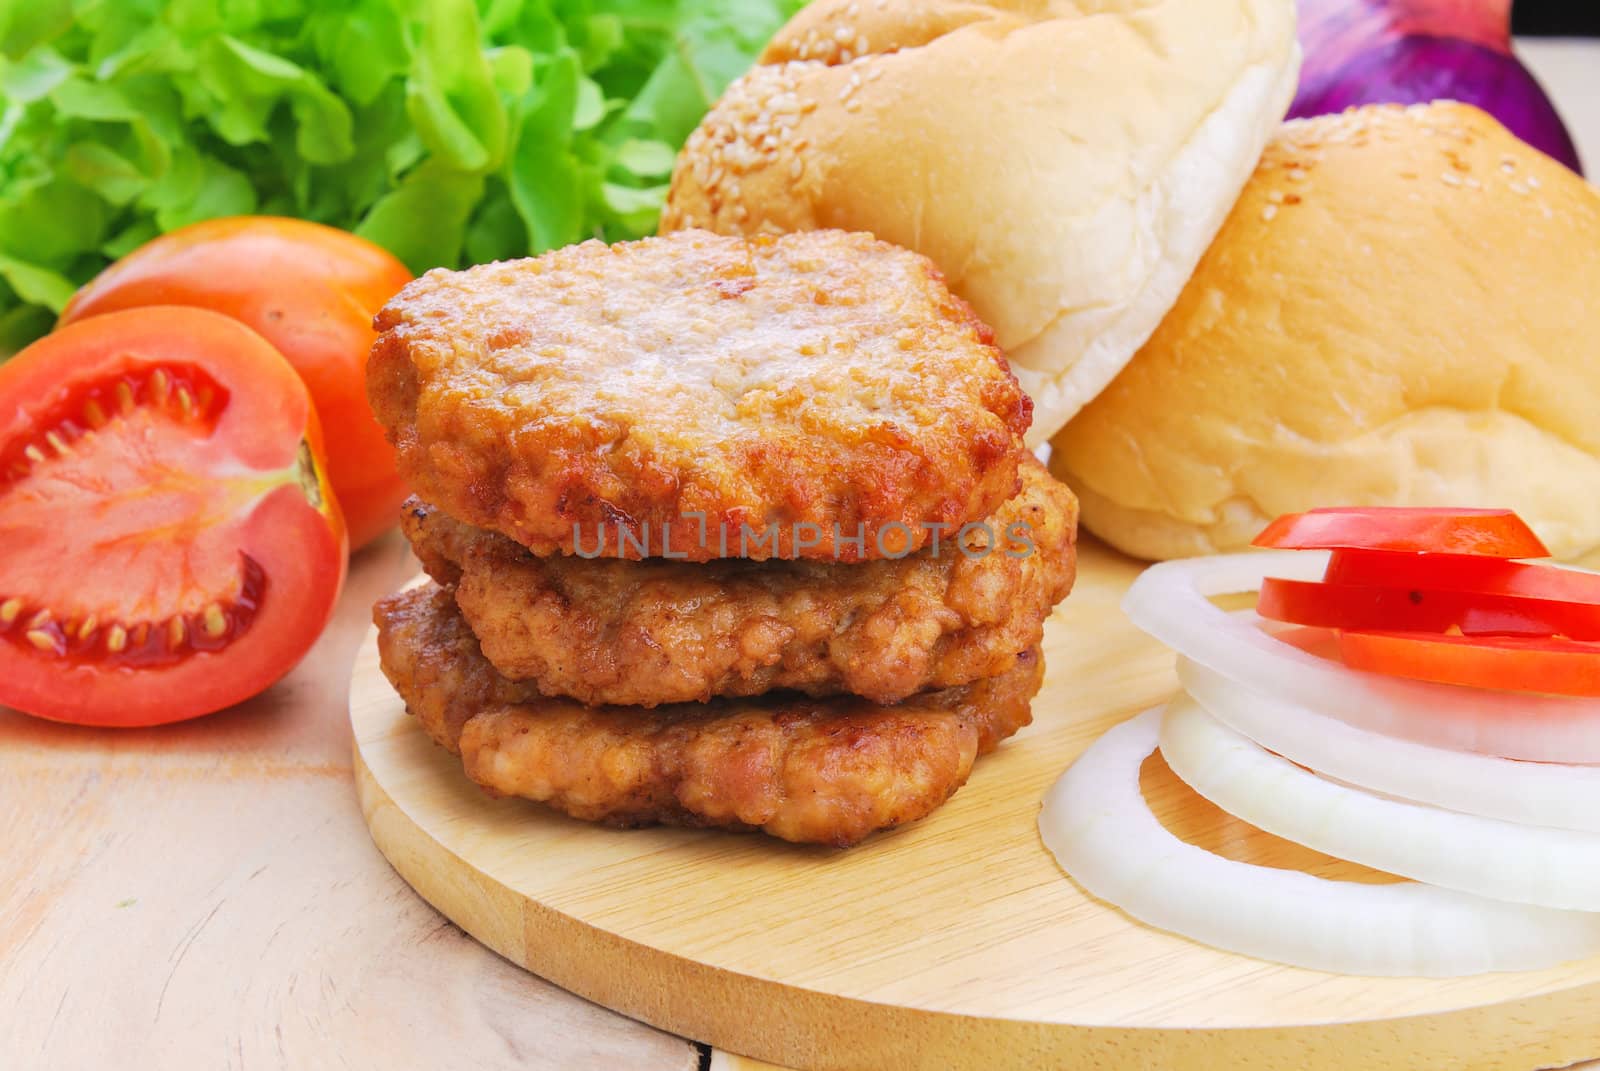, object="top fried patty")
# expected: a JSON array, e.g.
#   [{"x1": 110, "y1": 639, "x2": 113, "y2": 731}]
[
  {"x1": 404, "y1": 456, "x2": 1077, "y2": 707},
  {"x1": 367, "y1": 229, "x2": 1031, "y2": 562}
]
